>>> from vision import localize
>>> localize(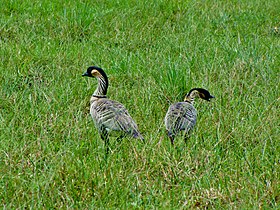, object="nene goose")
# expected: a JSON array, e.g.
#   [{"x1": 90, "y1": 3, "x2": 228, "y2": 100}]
[
  {"x1": 164, "y1": 88, "x2": 214, "y2": 145},
  {"x1": 83, "y1": 66, "x2": 144, "y2": 153}
]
